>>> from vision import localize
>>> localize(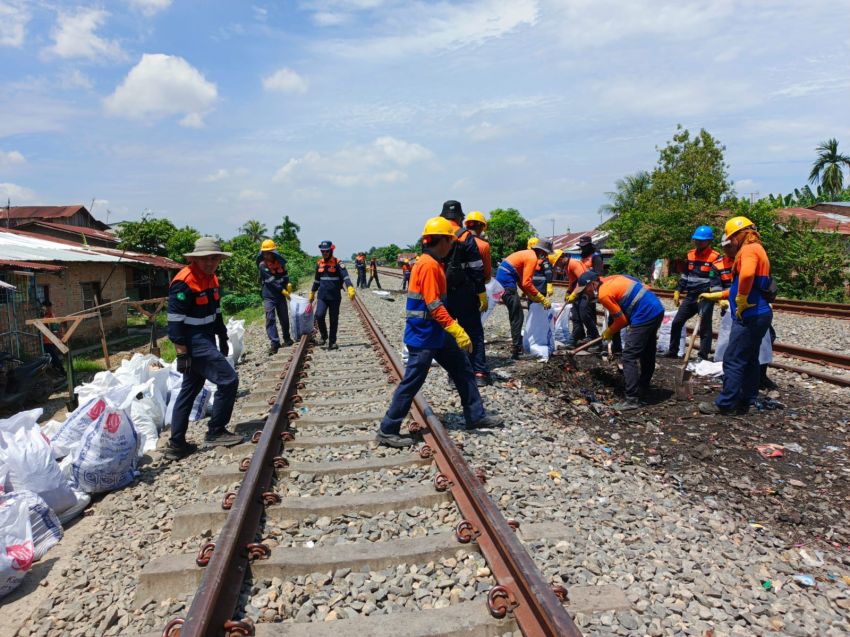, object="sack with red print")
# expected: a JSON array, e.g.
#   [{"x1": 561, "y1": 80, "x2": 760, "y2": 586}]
[
  {"x1": 71, "y1": 386, "x2": 140, "y2": 494},
  {"x1": 0, "y1": 491, "x2": 33, "y2": 598}
]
